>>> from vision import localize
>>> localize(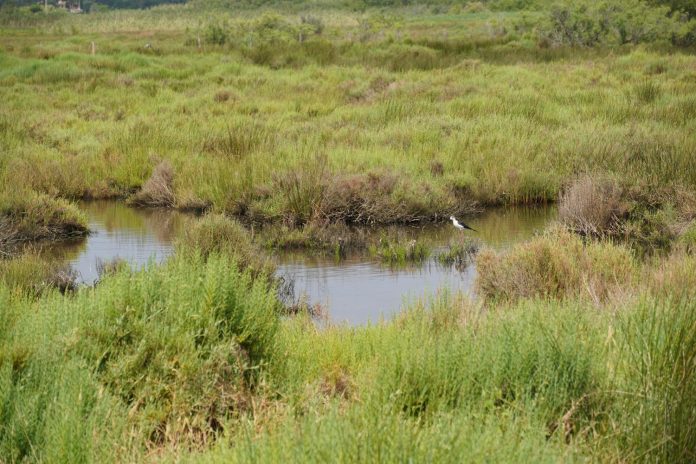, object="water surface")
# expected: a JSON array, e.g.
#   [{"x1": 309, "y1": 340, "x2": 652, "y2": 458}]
[
  {"x1": 49, "y1": 203, "x2": 556, "y2": 325},
  {"x1": 54, "y1": 201, "x2": 186, "y2": 283},
  {"x1": 275, "y1": 207, "x2": 557, "y2": 325}
]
